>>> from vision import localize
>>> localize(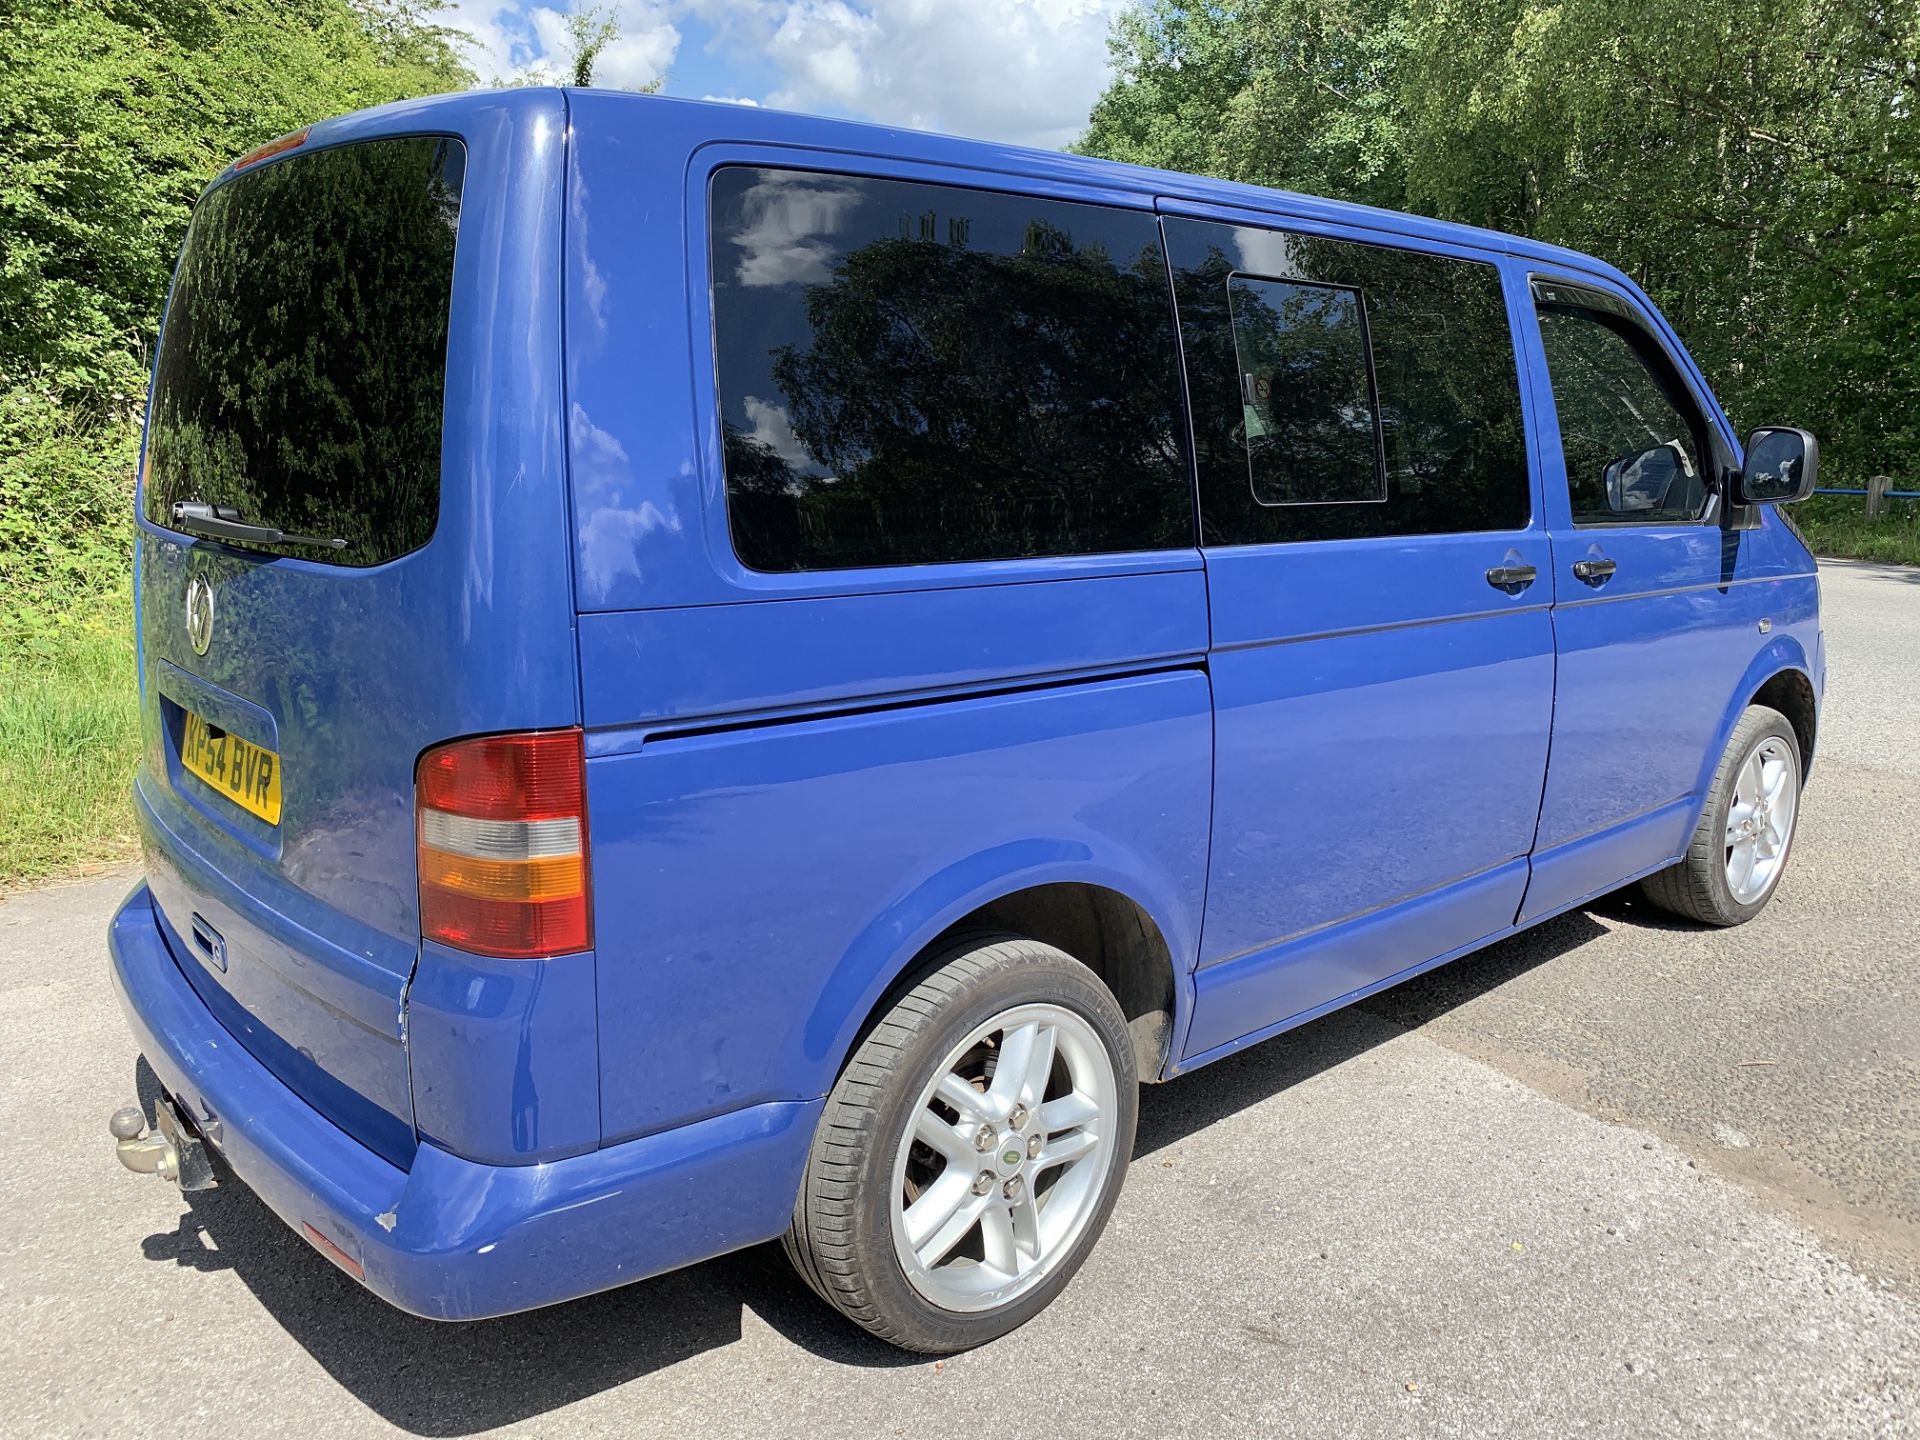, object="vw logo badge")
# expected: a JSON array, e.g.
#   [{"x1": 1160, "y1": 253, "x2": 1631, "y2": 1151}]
[{"x1": 185, "y1": 576, "x2": 215, "y2": 656}]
